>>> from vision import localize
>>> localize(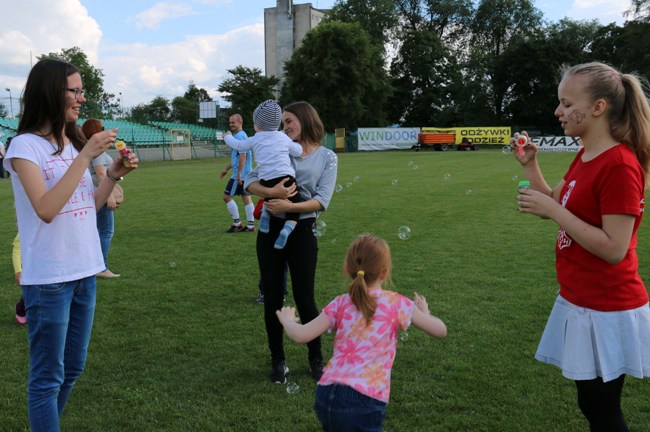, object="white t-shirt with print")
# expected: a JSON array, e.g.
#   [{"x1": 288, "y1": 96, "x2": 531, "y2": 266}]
[{"x1": 4, "y1": 133, "x2": 104, "y2": 285}]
